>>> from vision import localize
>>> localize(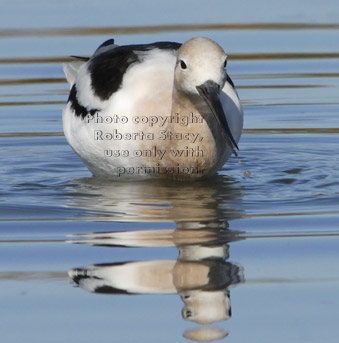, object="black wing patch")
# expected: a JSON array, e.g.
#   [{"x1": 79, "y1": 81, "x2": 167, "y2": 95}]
[
  {"x1": 69, "y1": 39, "x2": 116, "y2": 62},
  {"x1": 88, "y1": 41, "x2": 181, "y2": 101},
  {"x1": 88, "y1": 47, "x2": 139, "y2": 101},
  {"x1": 68, "y1": 84, "x2": 99, "y2": 119},
  {"x1": 70, "y1": 55, "x2": 90, "y2": 61},
  {"x1": 95, "y1": 38, "x2": 115, "y2": 51},
  {"x1": 94, "y1": 285, "x2": 135, "y2": 295}
]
